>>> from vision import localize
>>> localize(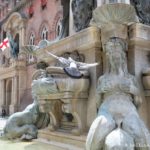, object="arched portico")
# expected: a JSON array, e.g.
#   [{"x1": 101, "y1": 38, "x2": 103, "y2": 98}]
[{"x1": 0, "y1": 76, "x2": 19, "y2": 115}]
